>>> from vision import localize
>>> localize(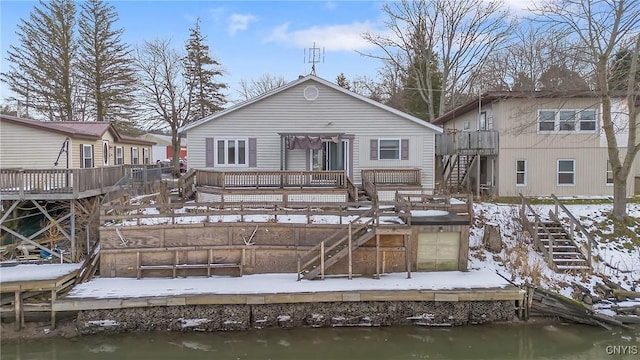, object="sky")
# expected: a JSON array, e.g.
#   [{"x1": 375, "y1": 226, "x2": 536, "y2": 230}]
[
  {"x1": 0, "y1": 0, "x2": 397, "y2": 104},
  {"x1": 0, "y1": 0, "x2": 532, "y2": 106}
]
